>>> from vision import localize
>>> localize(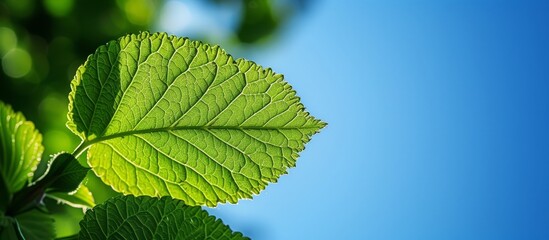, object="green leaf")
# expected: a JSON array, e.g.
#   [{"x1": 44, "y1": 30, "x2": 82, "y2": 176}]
[
  {"x1": 67, "y1": 32, "x2": 325, "y2": 206},
  {"x1": 41, "y1": 153, "x2": 89, "y2": 193},
  {"x1": 15, "y1": 210, "x2": 55, "y2": 240},
  {"x1": 79, "y1": 195, "x2": 248, "y2": 240},
  {"x1": 0, "y1": 101, "x2": 44, "y2": 208},
  {"x1": 0, "y1": 216, "x2": 22, "y2": 240},
  {"x1": 46, "y1": 184, "x2": 95, "y2": 209}
]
